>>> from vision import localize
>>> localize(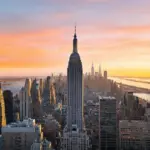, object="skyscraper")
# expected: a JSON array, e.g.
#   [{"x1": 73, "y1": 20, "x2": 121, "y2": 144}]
[
  {"x1": 43, "y1": 76, "x2": 56, "y2": 106},
  {"x1": 3, "y1": 90, "x2": 13, "y2": 124},
  {"x1": 39, "y1": 79, "x2": 44, "y2": 96},
  {"x1": 91, "y1": 62, "x2": 95, "y2": 77},
  {"x1": 99, "y1": 96, "x2": 117, "y2": 150},
  {"x1": 61, "y1": 27, "x2": 89, "y2": 150},
  {"x1": 0, "y1": 83, "x2": 6, "y2": 133},
  {"x1": 43, "y1": 76, "x2": 52, "y2": 106},
  {"x1": 67, "y1": 26, "x2": 83, "y2": 132},
  {"x1": 99, "y1": 64, "x2": 102, "y2": 77},
  {"x1": 104, "y1": 70, "x2": 108, "y2": 79},
  {"x1": 32, "y1": 82, "x2": 42, "y2": 119},
  {"x1": 19, "y1": 78, "x2": 32, "y2": 120},
  {"x1": 31, "y1": 79, "x2": 37, "y2": 102}
]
